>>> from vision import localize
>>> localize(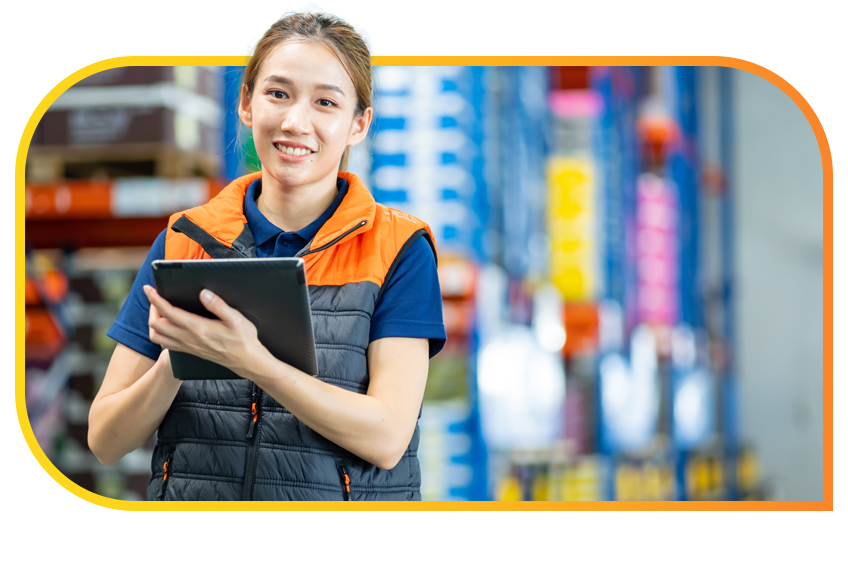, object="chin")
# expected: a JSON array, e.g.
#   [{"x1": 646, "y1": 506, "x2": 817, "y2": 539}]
[{"x1": 266, "y1": 164, "x2": 335, "y2": 189}]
